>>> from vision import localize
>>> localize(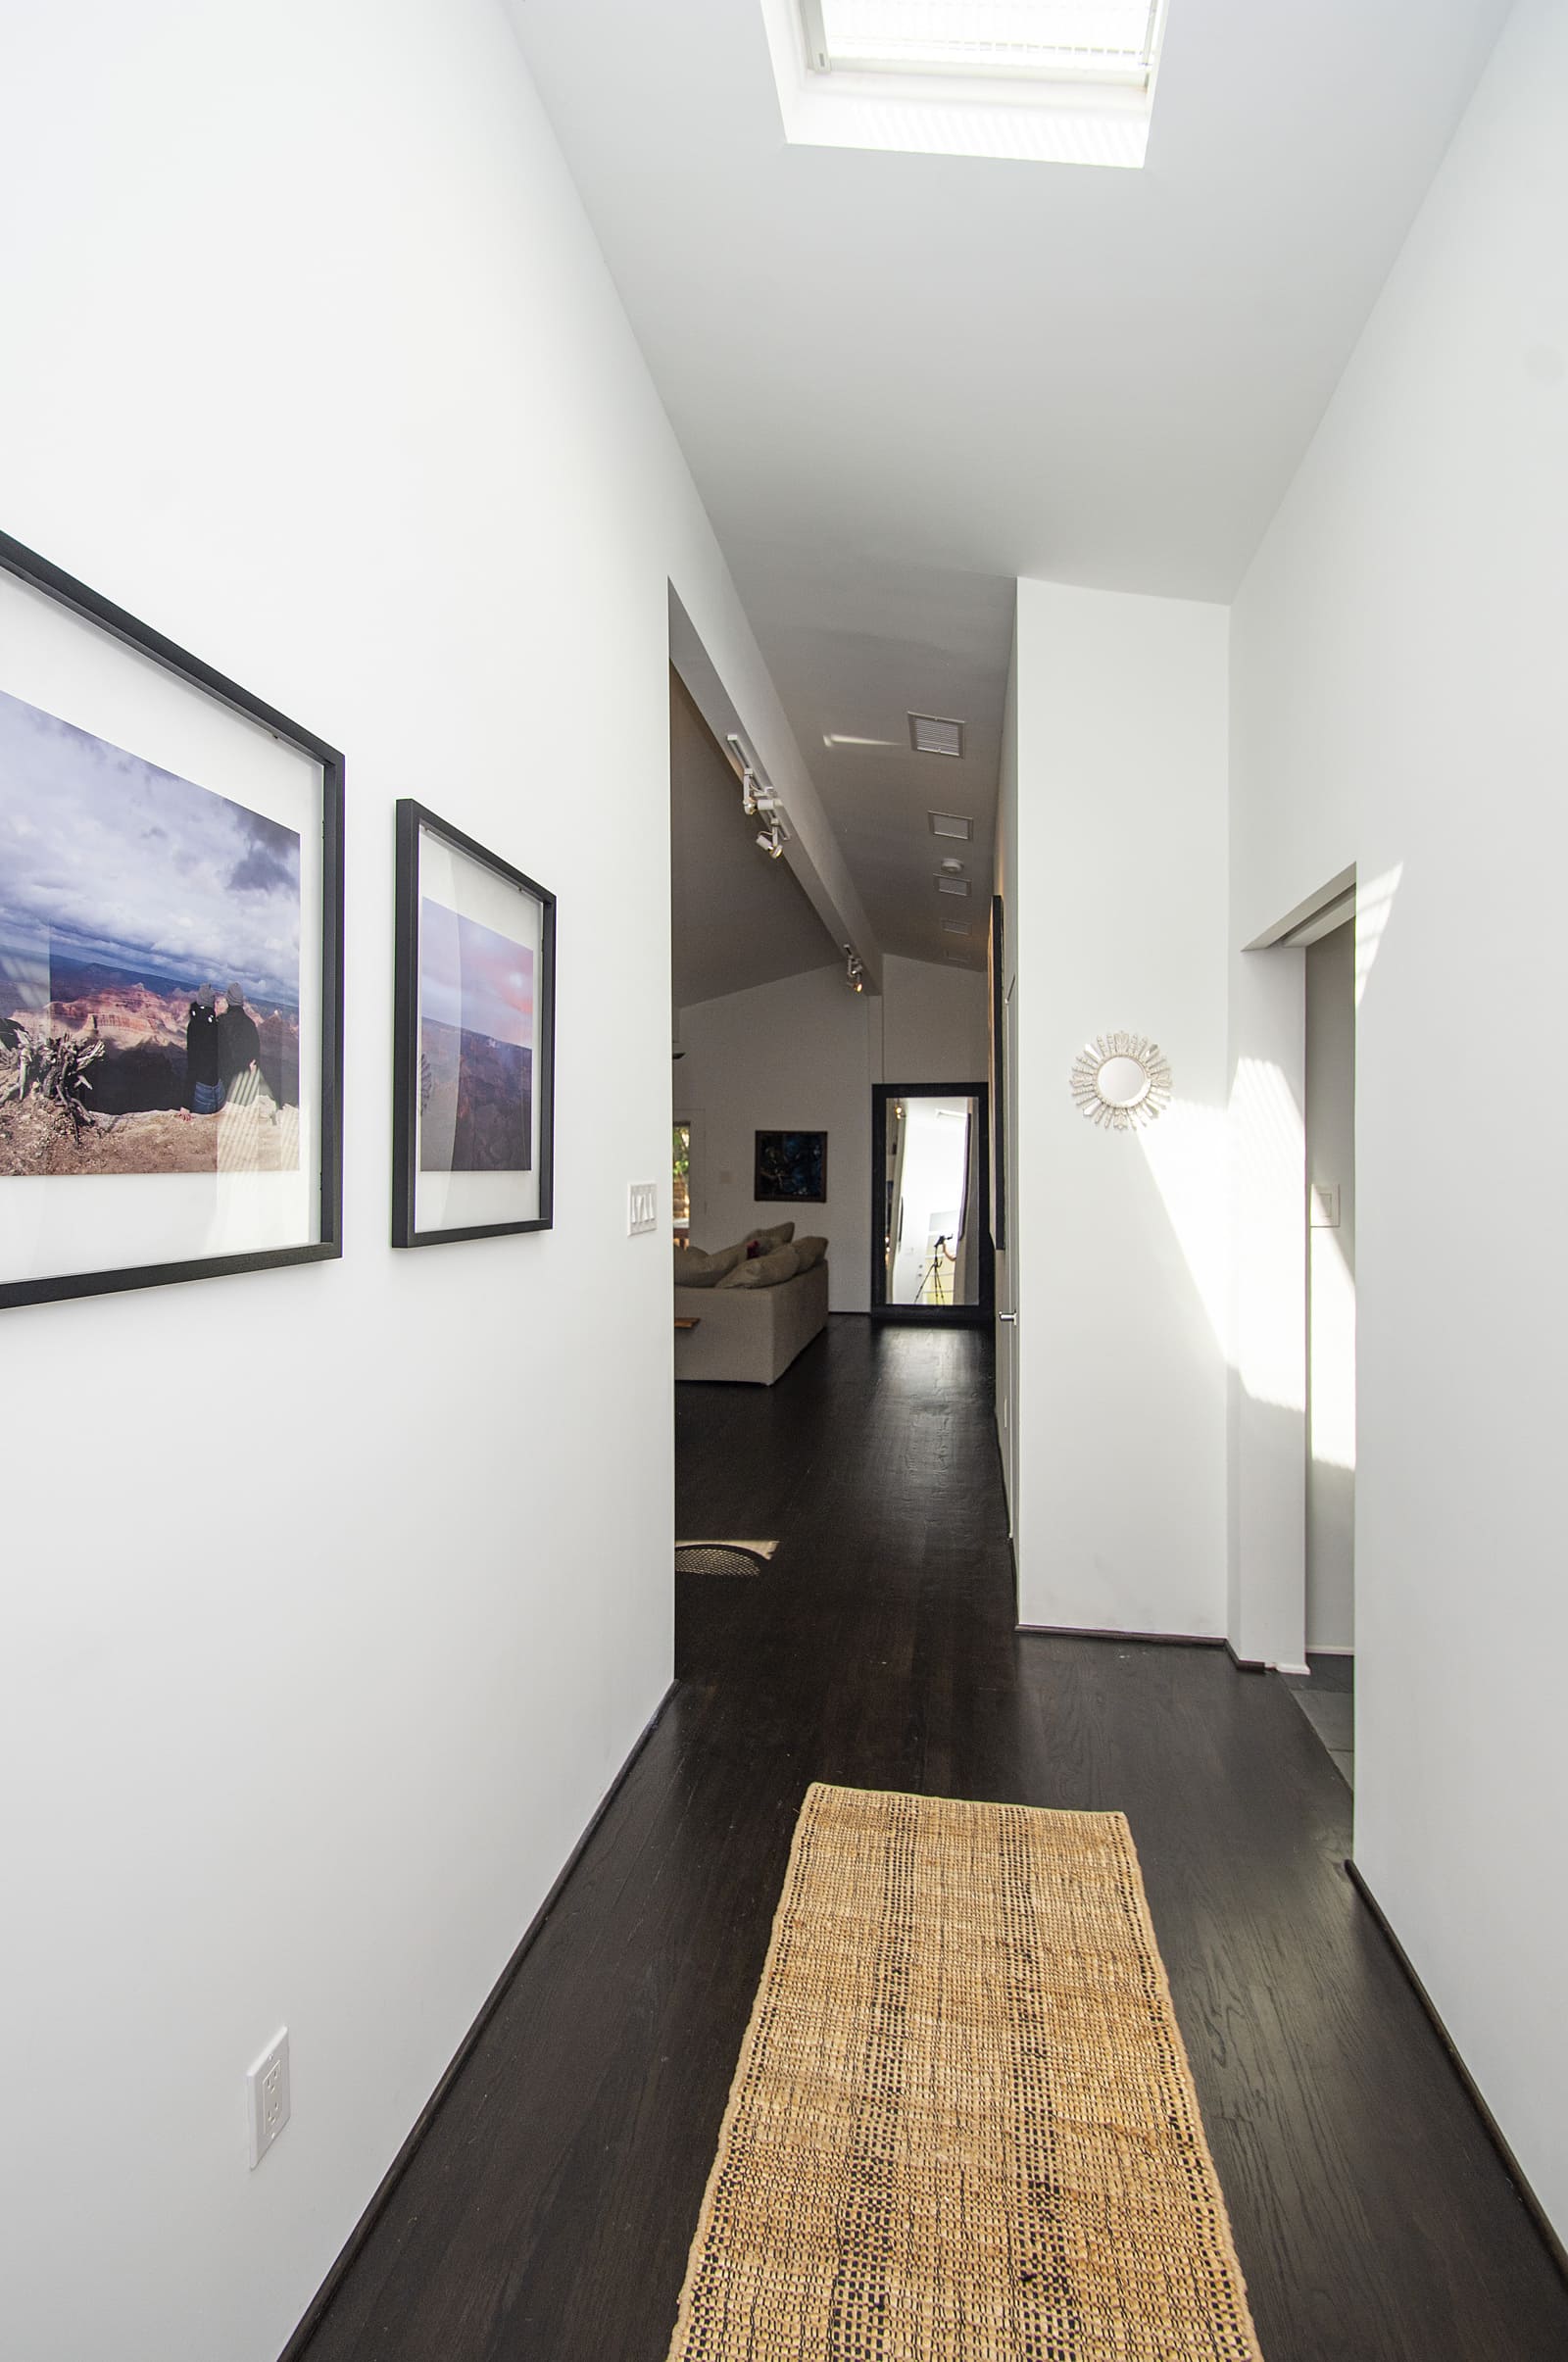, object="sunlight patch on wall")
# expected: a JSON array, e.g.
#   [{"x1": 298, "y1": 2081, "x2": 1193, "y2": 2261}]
[
  {"x1": 1136, "y1": 1096, "x2": 1231, "y2": 1361},
  {"x1": 1354, "y1": 861, "x2": 1403, "y2": 1009},
  {"x1": 1308, "y1": 1224, "x2": 1356, "y2": 1469},
  {"x1": 1231, "y1": 1055, "x2": 1306, "y2": 1413}
]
